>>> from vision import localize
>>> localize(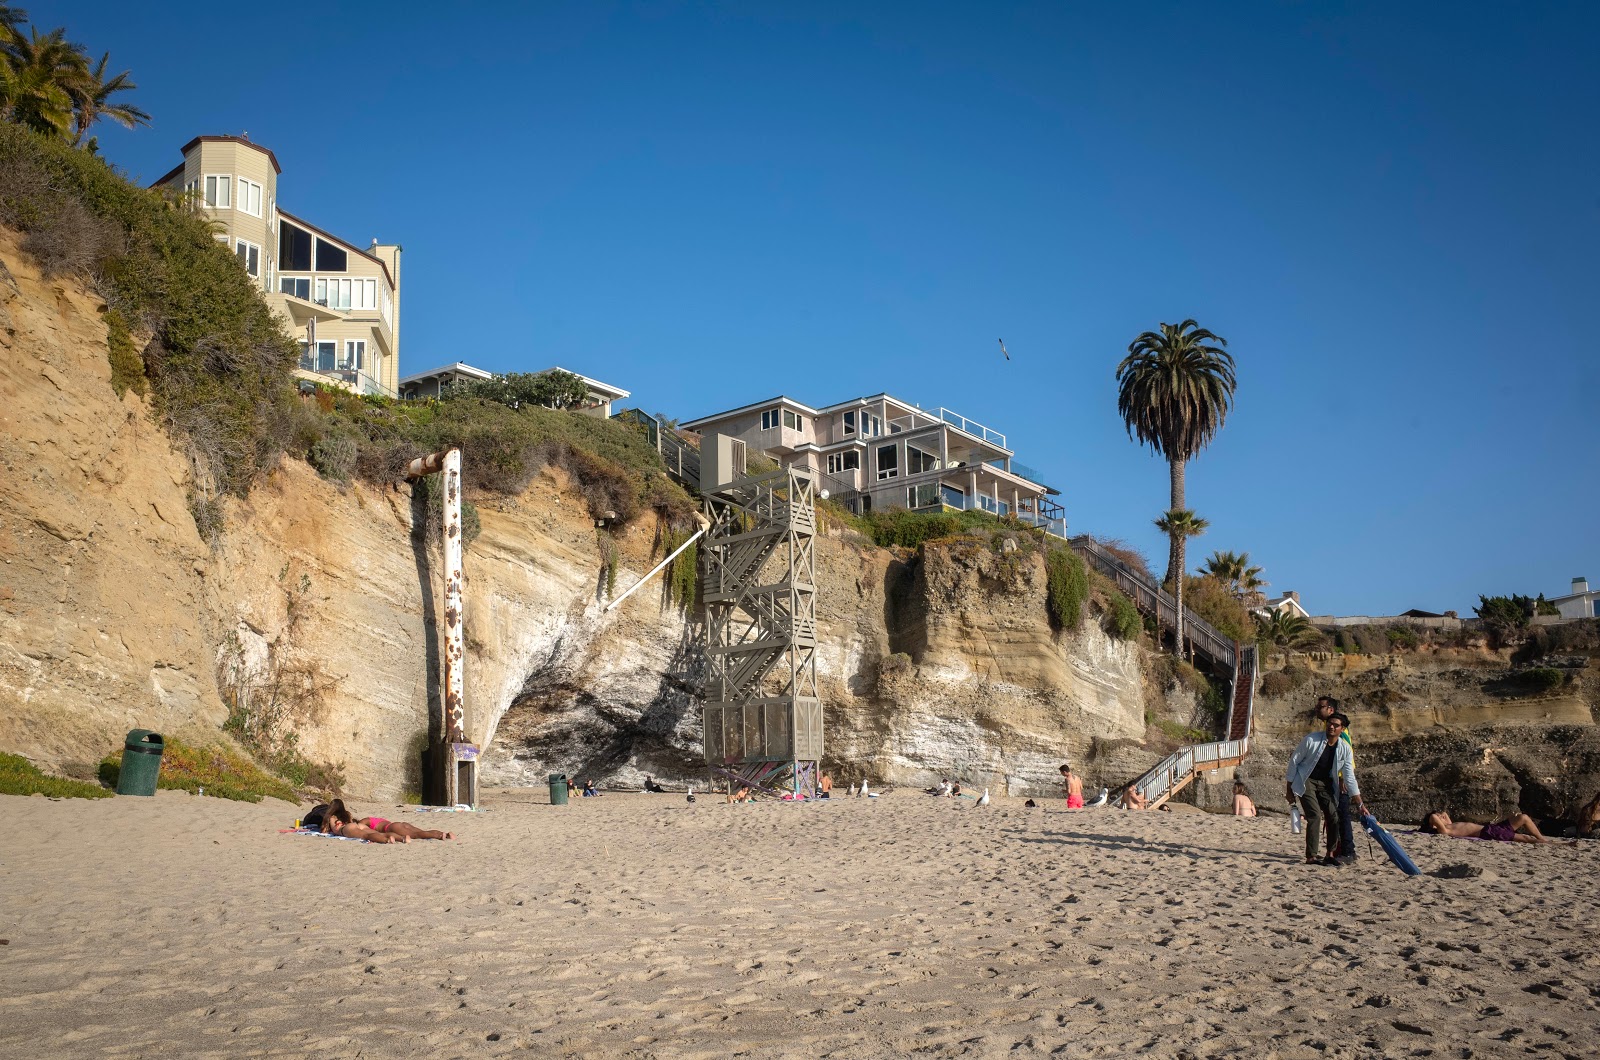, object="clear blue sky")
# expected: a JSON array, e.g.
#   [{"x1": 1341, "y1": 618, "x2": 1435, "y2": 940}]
[{"x1": 42, "y1": 1, "x2": 1600, "y2": 617}]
